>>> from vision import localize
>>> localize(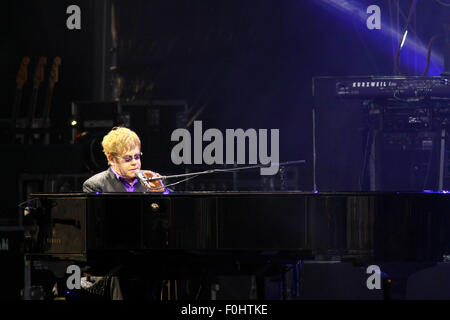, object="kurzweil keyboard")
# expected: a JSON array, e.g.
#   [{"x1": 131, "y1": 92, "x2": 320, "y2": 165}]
[{"x1": 336, "y1": 76, "x2": 450, "y2": 100}]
